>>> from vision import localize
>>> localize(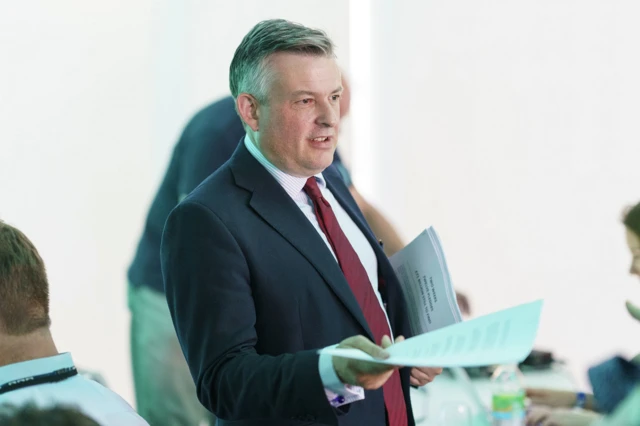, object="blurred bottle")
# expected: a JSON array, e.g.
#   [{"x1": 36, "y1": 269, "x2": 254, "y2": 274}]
[{"x1": 491, "y1": 364, "x2": 525, "y2": 426}]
